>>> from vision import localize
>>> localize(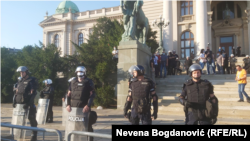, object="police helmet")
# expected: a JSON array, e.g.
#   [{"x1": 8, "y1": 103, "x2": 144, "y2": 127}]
[
  {"x1": 189, "y1": 64, "x2": 202, "y2": 76},
  {"x1": 43, "y1": 79, "x2": 52, "y2": 84},
  {"x1": 16, "y1": 66, "x2": 30, "y2": 74},
  {"x1": 68, "y1": 77, "x2": 76, "y2": 82},
  {"x1": 128, "y1": 65, "x2": 136, "y2": 77},
  {"x1": 75, "y1": 66, "x2": 86, "y2": 75},
  {"x1": 133, "y1": 65, "x2": 145, "y2": 76}
]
